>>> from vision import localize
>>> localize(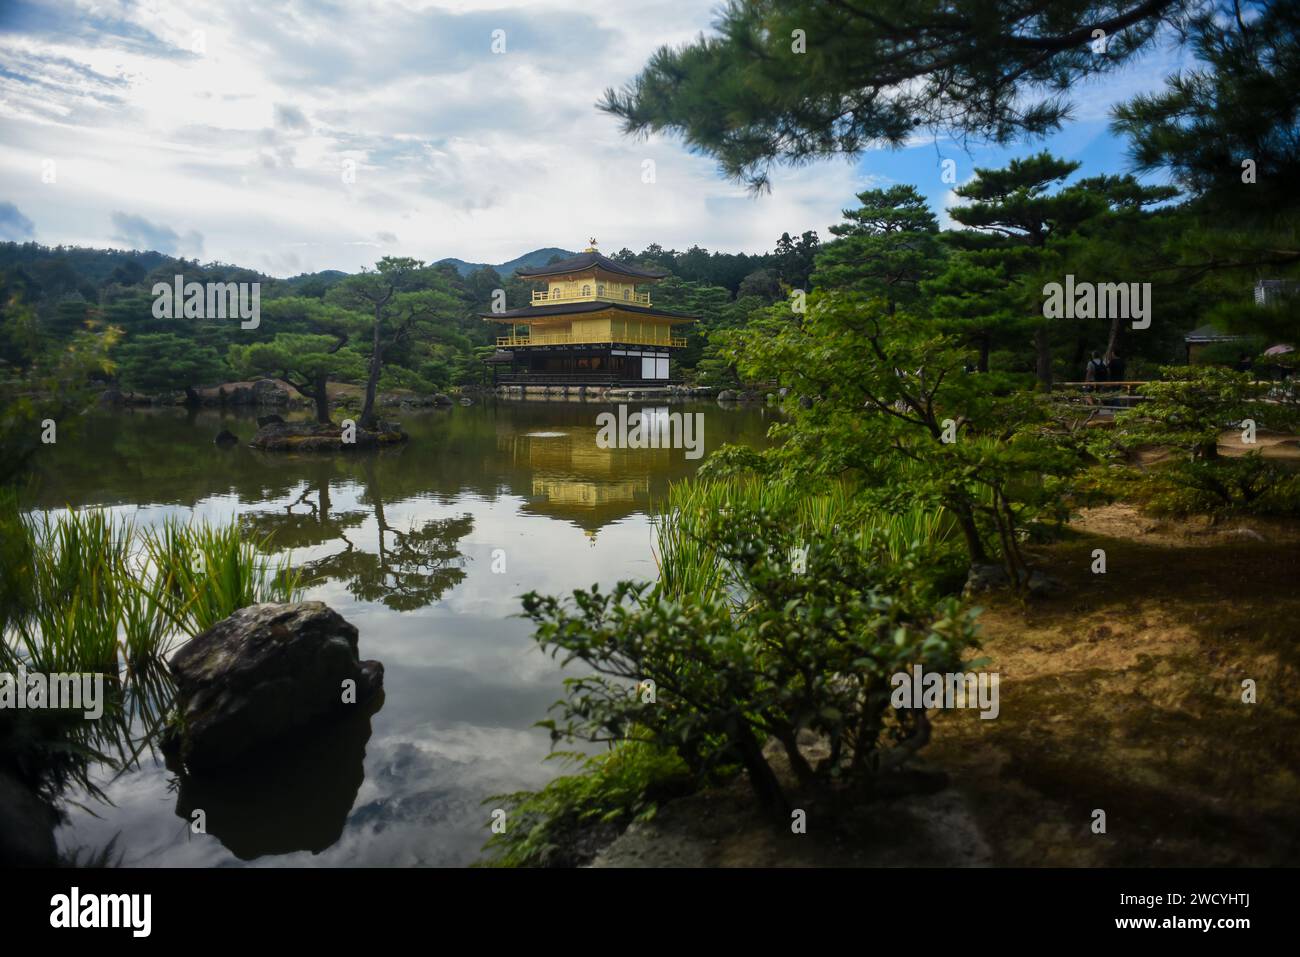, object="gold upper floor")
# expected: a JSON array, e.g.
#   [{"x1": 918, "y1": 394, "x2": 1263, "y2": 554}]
[
  {"x1": 533, "y1": 278, "x2": 651, "y2": 307},
  {"x1": 497, "y1": 312, "x2": 687, "y2": 348}
]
